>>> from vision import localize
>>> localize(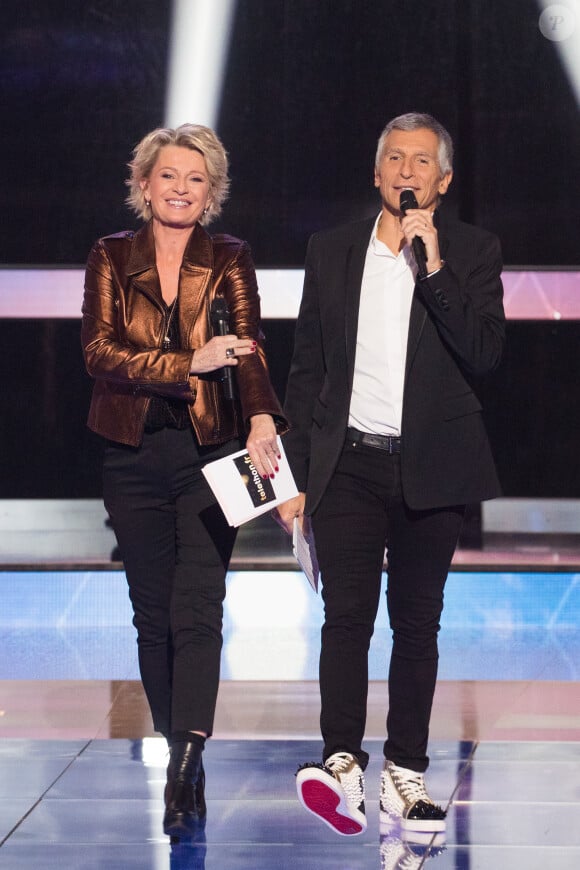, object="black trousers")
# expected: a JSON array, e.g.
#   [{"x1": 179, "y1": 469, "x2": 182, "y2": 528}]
[
  {"x1": 311, "y1": 440, "x2": 465, "y2": 773},
  {"x1": 103, "y1": 427, "x2": 239, "y2": 739}
]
